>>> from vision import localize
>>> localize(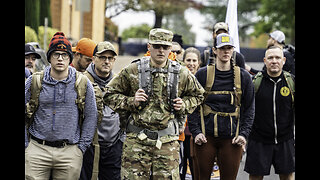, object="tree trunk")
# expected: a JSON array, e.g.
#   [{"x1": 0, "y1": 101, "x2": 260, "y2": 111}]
[
  {"x1": 25, "y1": 0, "x2": 40, "y2": 34},
  {"x1": 154, "y1": 13, "x2": 163, "y2": 28}
]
